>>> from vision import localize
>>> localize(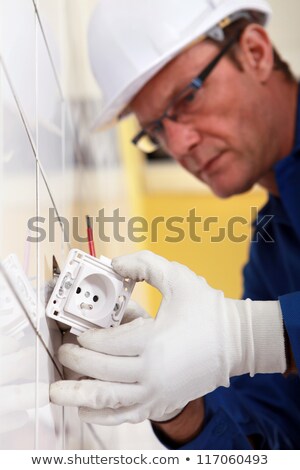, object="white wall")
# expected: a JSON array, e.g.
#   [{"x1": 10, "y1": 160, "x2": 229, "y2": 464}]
[
  {"x1": 0, "y1": 0, "x2": 123, "y2": 450},
  {"x1": 0, "y1": 0, "x2": 85, "y2": 450},
  {"x1": 0, "y1": 0, "x2": 299, "y2": 450},
  {"x1": 268, "y1": 0, "x2": 300, "y2": 76}
]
